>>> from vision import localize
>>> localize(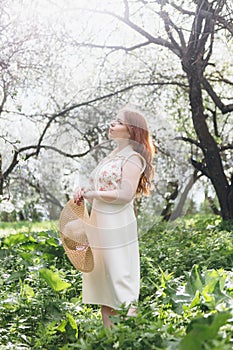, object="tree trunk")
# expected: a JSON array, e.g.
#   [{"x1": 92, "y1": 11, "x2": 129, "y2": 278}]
[
  {"x1": 161, "y1": 181, "x2": 179, "y2": 221},
  {"x1": 207, "y1": 196, "x2": 221, "y2": 216},
  {"x1": 183, "y1": 62, "x2": 232, "y2": 219},
  {"x1": 170, "y1": 170, "x2": 200, "y2": 221}
]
